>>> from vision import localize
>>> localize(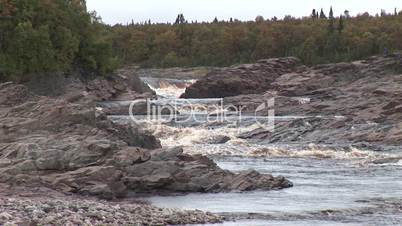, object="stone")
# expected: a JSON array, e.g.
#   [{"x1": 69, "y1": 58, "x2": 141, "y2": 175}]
[
  {"x1": 35, "y1": 149, "x2": 65, "y2": 170},
  {"x1": 199, "y1": 56, "x2": 402, "y2": 146},
  {"x1": 181, "y1": 57, "x2": 300, "y2": 98},
  {"x1": 0, "y1": 79, "x2": 292, "y2": 199},
  {"x1": 203, "y1": 135, "x2": 231, "y2": 144},
  {"x1": 0, "y1": 185, "x2": 223, "y2": 225},
  {"x1": 123, "y1": 147, "x2": 292, "y2": 193},
  {"x1": 0, "y1": 212, "x2": 13, "y2": 221},
  {"x1": 109, "y1": 122, "x2": 162, "y2": 149},
  {"x1": 113, "y1": 148, "x2": 151, "y2": 167}
]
